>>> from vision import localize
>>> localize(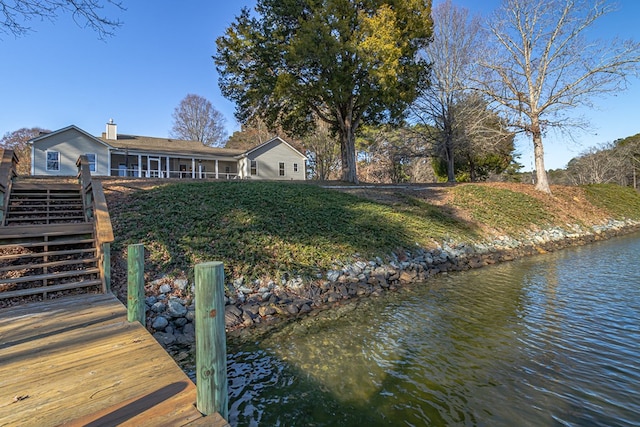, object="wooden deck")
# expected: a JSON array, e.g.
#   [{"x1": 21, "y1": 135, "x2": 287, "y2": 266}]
[{"x1": 0, "y1": 293, "x2": 229, "y2": 427}]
